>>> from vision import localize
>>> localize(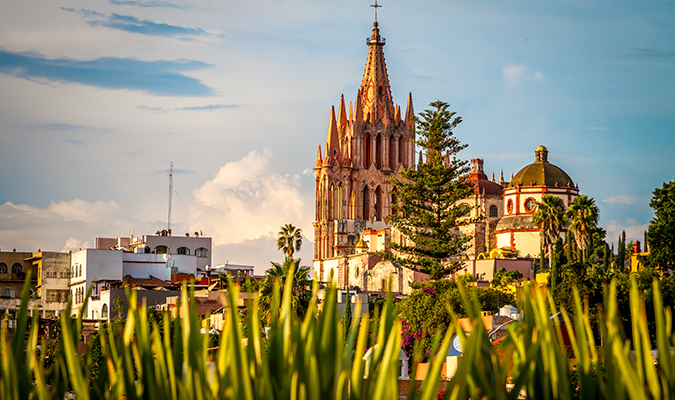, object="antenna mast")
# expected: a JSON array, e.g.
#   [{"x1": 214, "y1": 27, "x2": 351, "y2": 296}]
[{"x1": 167, "y1": 162, "x2": 173, "y2": 236}]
